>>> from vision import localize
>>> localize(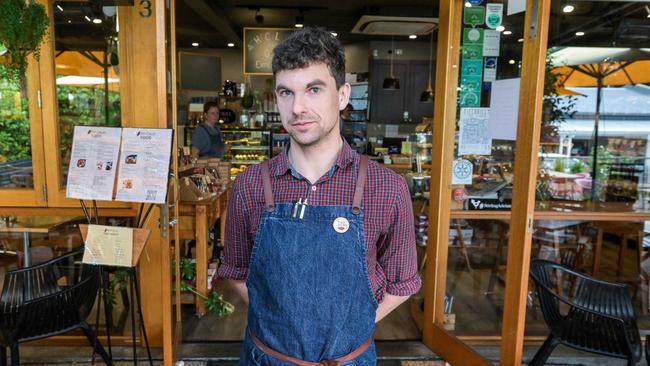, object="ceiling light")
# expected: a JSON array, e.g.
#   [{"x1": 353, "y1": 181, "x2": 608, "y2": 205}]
[
  {"x1": 562, "y1": 4, "x2": 575, "y2": 13},
  {"x1": 646, "y1": 5, "x2": 650, "y2": 17},
  {"x1": 331, "y1": 32, "x2": 338, "y2": 37},
  {"x1": 509, "y1": 59, "x2": 515, "y2": 64},
  {"x1": 503, "y1": 30, "x2": 512, "y2": 35},
  {"x1": 227, "y1": 43, "x2": 235, "y2": 47},
  {"x1": 56, "y1": 4, "x2": 63, "y2": 11},
  {"x1": 465, "y1": 2, "x2": 472, "y2": 7},
  {"x1": 420, "y1": 31, "x2": 435, "y2": 103},
  {"x1": 255, "y1": 11, "x2": 264, "y2": 25},
  {"x1": 575, "y1": 31, "x2": 585, "y2": 36},
  {"x1": 67, "y1": 20, "x2": 72, "y2": 24},
  {"x1": 409, "y1": 34, "x2": 417, "y2": 39},
  {"x1": 92, "y1": 18, "x2": 102, "y2": 24},
  {"x1": 84, "y1": 15, "x2": 91, "y2": 22},
  {"x1": 295, "y1": 15, "x2": 304, "y2": 28},
  {"x1": 496, "y1": 25, "x2": 505, "y2": 32},
  {"x1": 192, "y1": 42, "x2": 199, "y2": 47},
  {"x1": 518, "y1": 38, "x2": 524, "y2": 42}
]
